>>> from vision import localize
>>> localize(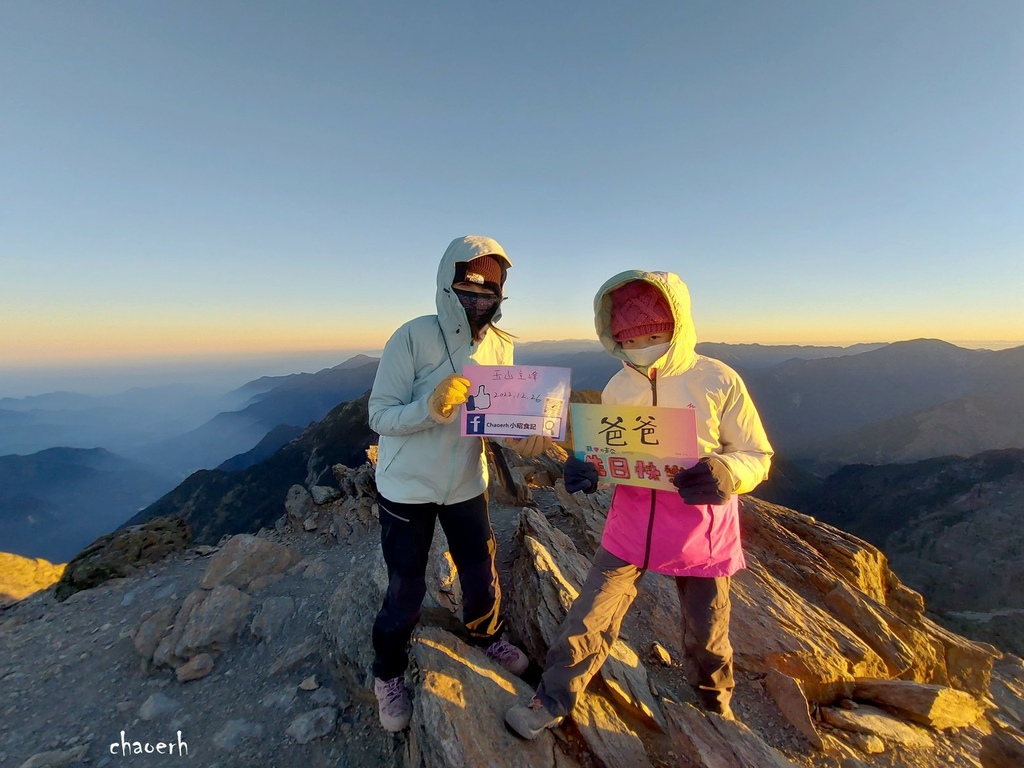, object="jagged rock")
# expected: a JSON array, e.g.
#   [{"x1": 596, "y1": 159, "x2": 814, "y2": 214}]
[
  {"x1": 601, "y1": 640, "x2": 667, "y2": 732},
  {"x1": 989, "y1": 655, "x2": 1024, "y2": 730},
  {"x1": 133, "y1": 604, "x2": 179, "y2": 665},
  {"x1": 408, "y1": 626, "x2": 578, "y2": 768},
  {"x1": 572, "y1": 689, "x2": 654, "y2": 767},
  {"x1": 980, "y1": 728, "x2": 1024, "y2": 768},
  {"x1": 260, "y1": 684, "x2": 298, "y2": 710},
  {"x1": 740, "y1": 499, "x2": 997, "y2": 697},
  {"x1": 650, "y1": 642, "x2": 672, "y2": 666},
  {"x1": 311, "y1": 485, "x2": 341, "y2": 505},
  {"x1": 846, "y1": 732, "x2": 886, "y2": 754},
  {"x1": 0, "y1": 553, "x2": 65, "y2": 606},
  {"x1": 270, "y1": 638, "x2": 319, "y2": 675},
  {"x1": 310, "y1": 687, "x2": 339, "y2": 707},
  {"x1": 851, "y1": 678, "x2": 983, "y2": 729},
  {"x1": 820, "y1": 703, "x2": 935, "y2": 748},
  {"x1": 285, "y1": 707, "x2": 337, "y2": 744},
  {"x1": 425, "y1": 526, "x2": 462, "y2": 614},
  {"x1": 199, "y1": 534, "x2": 301, "y2": 590},
  {"x1": 665, "y1": 699, "x2": 799, "y2": 767},
  {"x1": 285, "y1": 485, "x2": 314, "y2": 524},
  {"x1": 173, "y1": 585, "x2": 252, "y2": 659},
  {"x1": 213, "y1": 719, "x2": 263, "y2": 750},
  {"x1": 303, "y1": 517, "x2": 319, "y2": 531},
  {"x1": 486, "y1": 440, "x2": 532, "y2": 505},
  {"x1": 506, "y1": 507, "x2": 681, "y2": 736},
  {"x1": 917, "y1": 615, "x2": 996, "y2": 696},
  {"x1": 54, "y1": 515, "x2": 190, "y2": 601},
  {"x1": 299, "y1": 675, "x2": 319, "y2": 691},
  {"x1": 506, "y1": 507, "x2": 591, "y2": 663},
  {"x1": 139, "y1": 692, "x2": 182, "y2": 720},
  {"x1": 553, "y1": 479, "x2": 610, "y2": 554},
  {"x1": 332, "y1": 462, "x2": 378, "y2": 499},
  {"x1": 17, "y1": 746, "x2": 88, "y2": 768},
  {"x1": 824, "y1": 581, "x2": 917, "y2": 676},
  {"x1": 332, "y1": 464, "x2": 356, "y2": 496},
  {"x1": 152, "y1": 590, "x2": 206, "y2": 668},
  {"x1": 730, "y1": 558, "x2": 887, "y2": 700},
  {"x1": 176, "y1": 652, "x2": 215, "y2": 682},
  {"x1": 327, "y1": 553, "x2": 387, "y2": 688},
  {"x1": 250, "y1": 596, "x2": 296, "y2": 642},
  {"x1": 765, "y1": 669, "x2": 825, "y2": 749}
]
